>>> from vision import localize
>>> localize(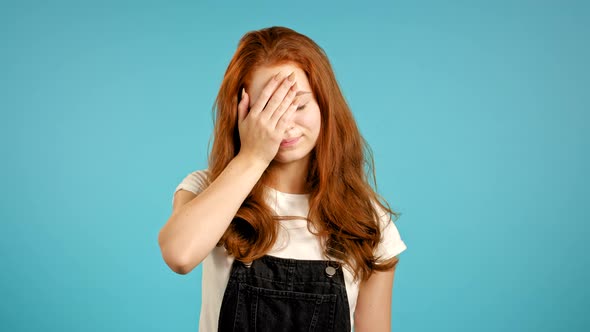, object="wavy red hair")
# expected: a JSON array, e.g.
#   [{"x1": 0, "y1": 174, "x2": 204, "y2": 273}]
[{"x1": 207, "y1": 26, "x2": 400, "y2": 282}]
